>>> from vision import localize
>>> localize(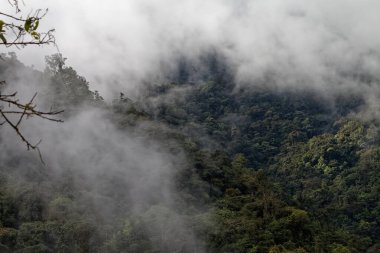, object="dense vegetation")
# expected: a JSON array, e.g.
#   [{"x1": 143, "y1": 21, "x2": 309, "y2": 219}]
[{"x1": 0, "y1": 53, "x2": 379, "y2": 252}]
